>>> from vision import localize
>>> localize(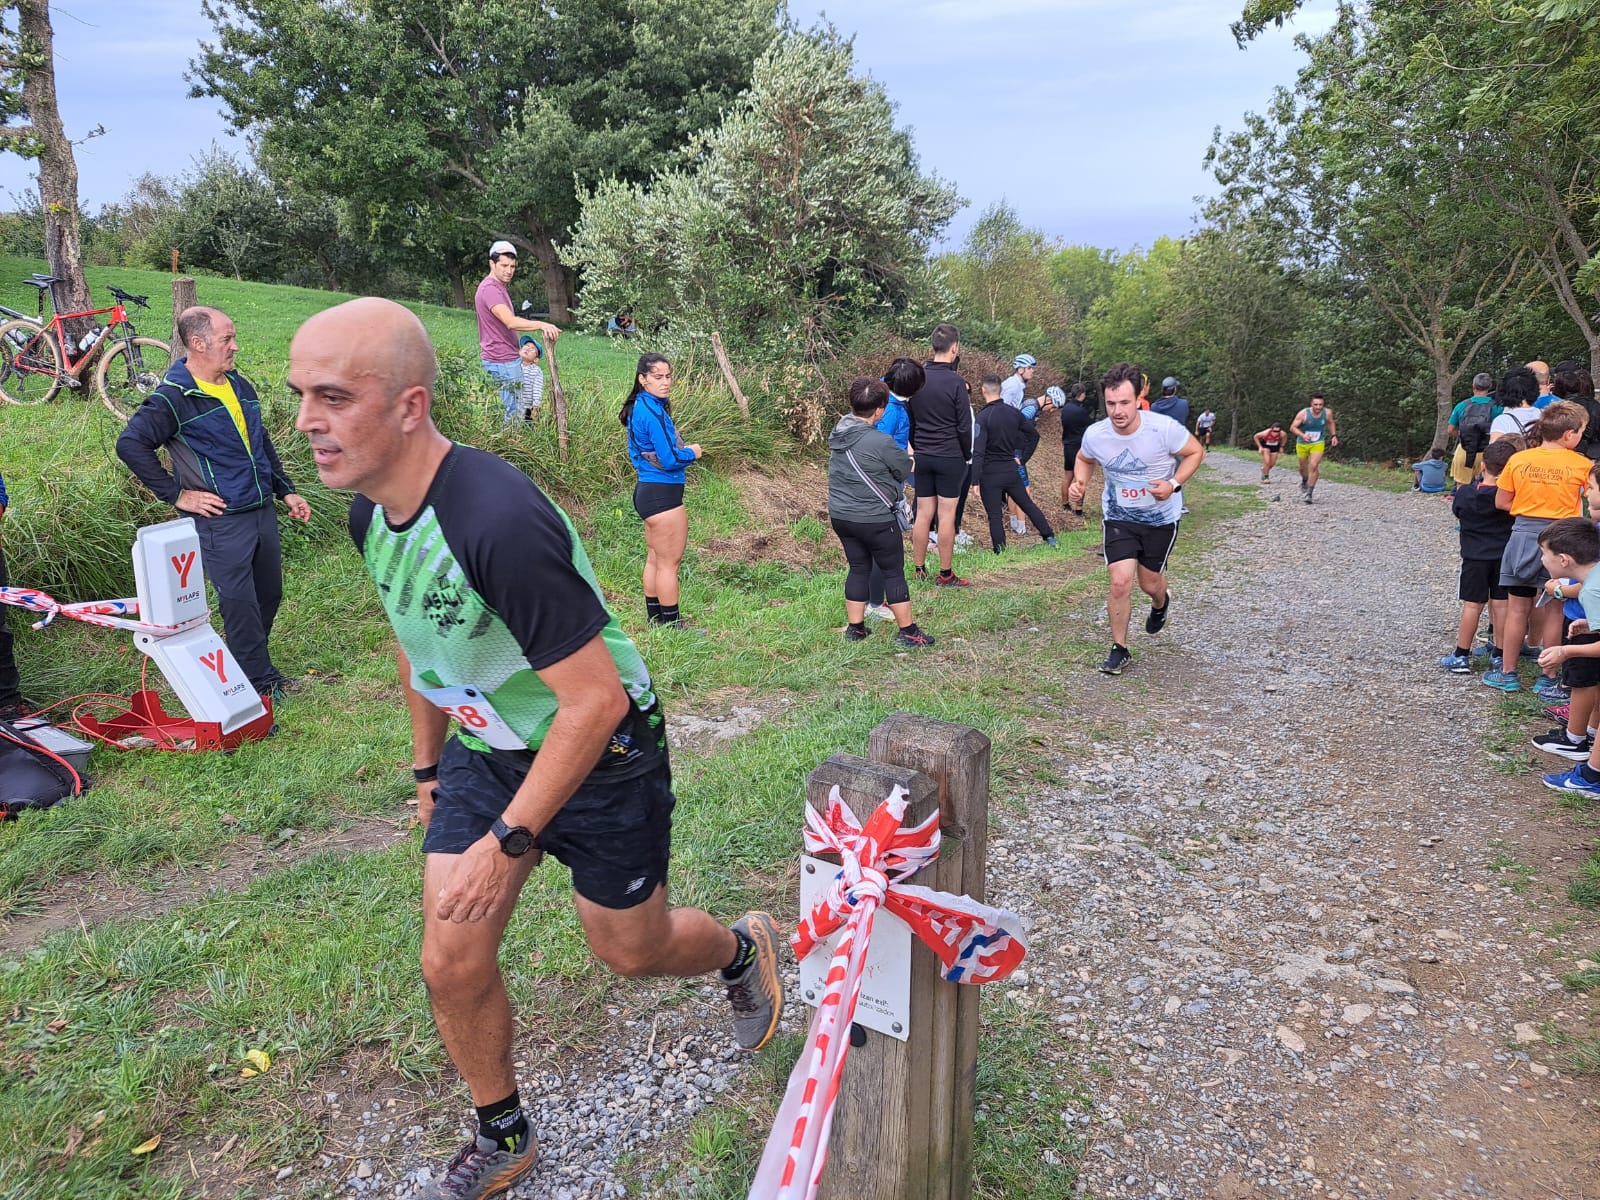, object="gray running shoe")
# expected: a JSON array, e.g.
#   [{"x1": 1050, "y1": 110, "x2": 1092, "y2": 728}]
[
  {"x1": 420, "y1": 1133, "x2": 538, "y2": 1200},
  {"x1": 725, "y1": 912, "x2": 783, "y2": 1052},
  {"x1": 1009, "y1": 516, "x2": 1026, "y2": 536}
]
